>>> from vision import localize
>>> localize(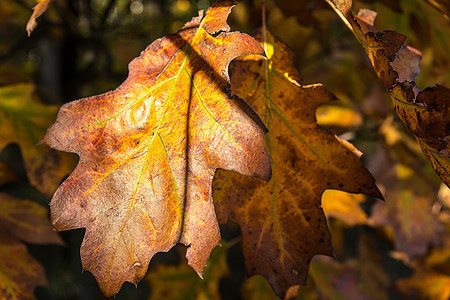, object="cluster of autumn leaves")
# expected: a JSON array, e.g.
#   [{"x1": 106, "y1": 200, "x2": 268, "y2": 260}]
[{"x1": 0, "y1": 0, "x2": 449, "y2": 299}]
